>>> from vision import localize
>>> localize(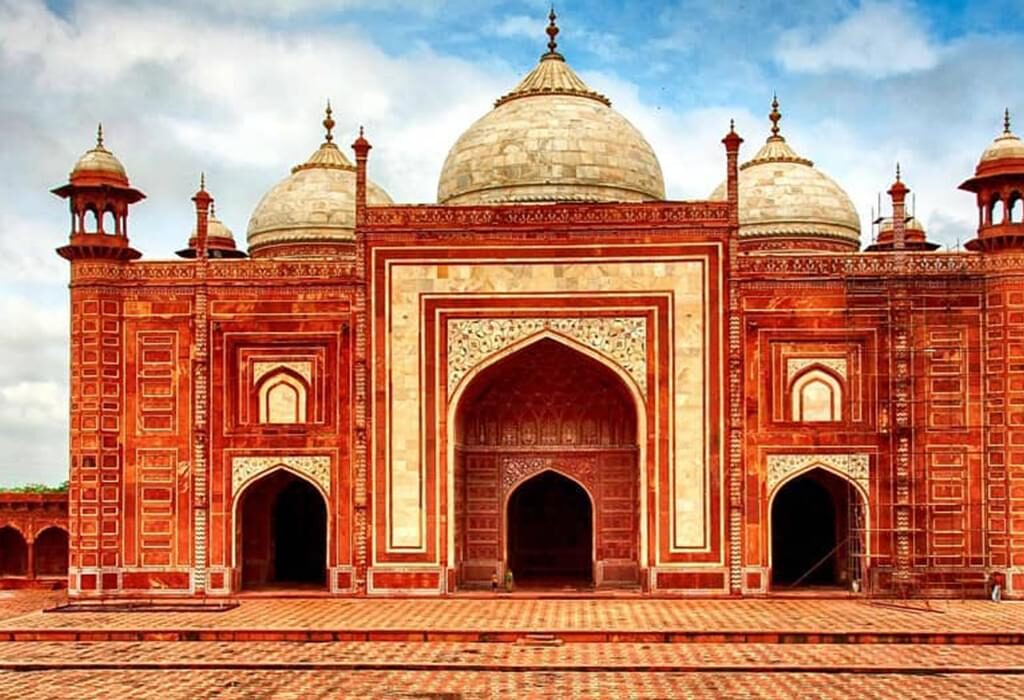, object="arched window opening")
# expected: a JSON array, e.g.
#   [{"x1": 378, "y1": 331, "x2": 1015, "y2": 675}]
[
  {"x1": 257, "y1": 372, "x2": 308, "y2": 424},
  {"x1": 991, "y1": 198, "x2": 1005, "y2": 225},
  {"x1": 1010, "y1": 193, "x2": 1023, "y2": 224},
  {"x1": 101, "y1": 209, "x2": 117, "y2": 235},
  {"x1": 0, "y1": 526, "x2": 28, "y2": 576},
  {"x1": 33, "y1": 527, "x2": 69, "y2": 577},
  {"x1": 84, "y1": 208, "x2": 99, "y2": 234},
  {"x1": 238, "y1": 469, "x2": 327, "y2": 590},
  {"x1": 791, "y1": 368, "x2": 843, "y2": 422}
]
